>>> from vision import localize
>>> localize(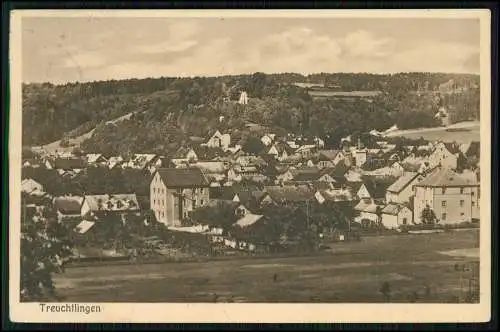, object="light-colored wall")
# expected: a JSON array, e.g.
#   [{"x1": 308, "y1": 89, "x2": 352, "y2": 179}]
[
  {"x1": 355, "y1": 151, "x2": 367, "y2": 167},
  {"x1": 386, "y1": 175, "x2": 424, "y2": 204},
  {"x1": 414, "y1": 185, "x2": 479, "y2": 224},
  {"x1": 357, "y1": 185, "x2": 371, "y2": 199},
  {"x1": 382, "y1": 207, "x2": 412, "y2": 229}
]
